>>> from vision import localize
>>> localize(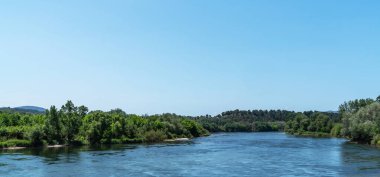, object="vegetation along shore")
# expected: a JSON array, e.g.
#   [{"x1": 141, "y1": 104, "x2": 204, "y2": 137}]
[{"x1": 1, "y1": 96, "x2": 379, "y2": 148}]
